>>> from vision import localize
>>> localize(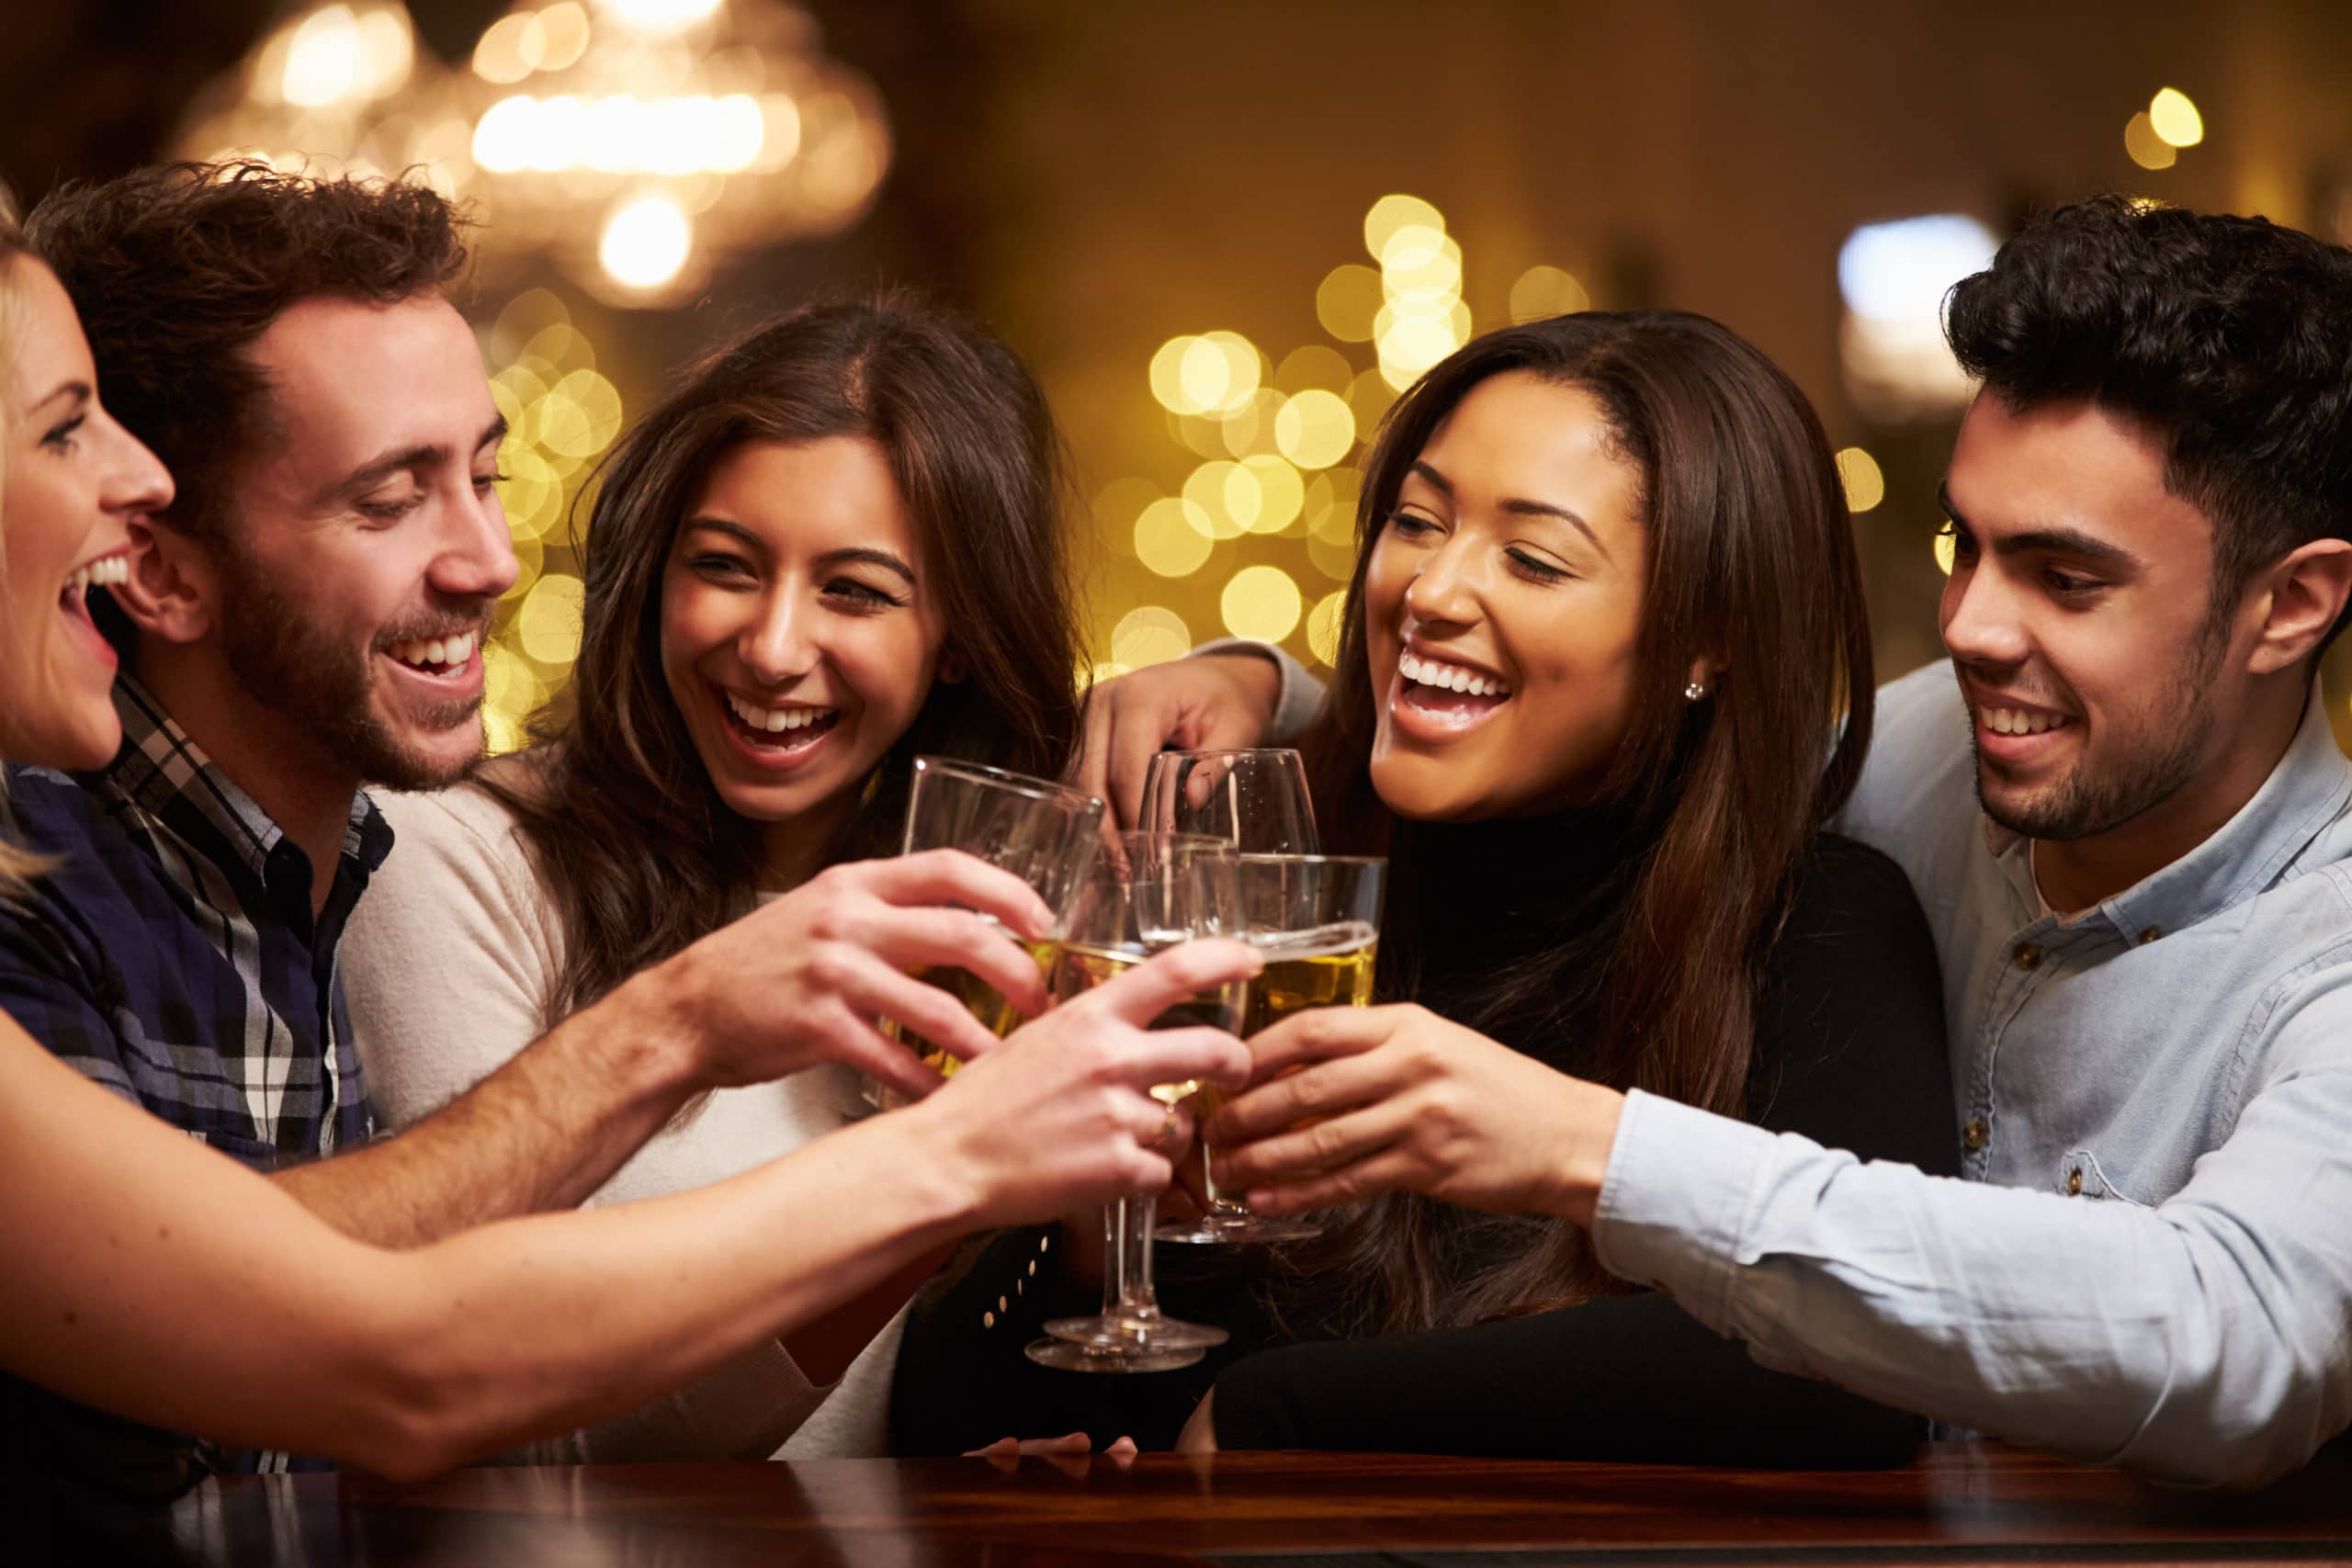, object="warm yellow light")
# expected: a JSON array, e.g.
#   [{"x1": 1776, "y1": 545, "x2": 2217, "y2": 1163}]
[
  {"x1": 283, "y1": 6, "x2": 362, "y2": 107},
  {"x1": 1274, "y1": 344, "x2": 1353, "y2": 395},
  {"x1": 1377, "y1": 313, "x2": 1462, "y2": 385},
  {"x1": 1177, "y1": 336, "x2": 1235, "y2": 412},
  {"x1": 1112, "y1": 605, "x2": 1192, "y2": 668},
  {"x1": 1364, "y1": 193, "x2": 1446, "y2": 263},
  {"x1": 1092, "y1": 478, "x2": 1161, "y2": 558},
  {"x1": 537, "y1": 369, "x2": 624, "y2": 459},
  {"x1": 2149, "y1": 87, "x2": 2203, "y2": 148},
  {"x1": 1835, "y1": 446, "x2": 1886, "y2": 513},
  {"x1": 1150, "y1": 336, "x2": 1204, "y2": 415},
  {"x1": 473, "y1": 95, "x2": 538, "y2": 172},
  {"x1": 534, "y1": 3, "x2": 593, "y2": 72},
  {"x1": 754, "y1": 94, "x2": 804, "y2": 172},
  {"x1": 1935, "y1": 526, "x2": 1957, "y2": 576},
  {"x1": 1344, "y1": 367, "x2": 1397, "y2": 432},
  {"x1": 1274, "y1": 389, "x2": 1356, "y2": 470},
  {"x1": 499, "y1": 447, "x2": 570, "y2": 542},
  {"x1": 593, "y1": 0, "x2": 723, "y2": 32},
  {"x1": 1509, "y1": 265, "x2": 1590, "y2": 323},
  {"x1": 1308, "y1": 531, "x2": 1359, "y2": 581},
  {"x1": 1183, "y1": 459, "x2": 1261, "y2": 537},
  {"x1": 475, "y1": 16, "x2": 537, "y2": 85},
  {"x1": 2124, "y1": 112, "x2": 2177, "y2": 172},
  {"x1": 1222, "y1": 565, "x2": 1305, "y2": 643},
  {"x1": 1218, "y1": 389, "x2": 1287, "y2": 460},
  {"x1": 1316, "y1": 264, "x2": 1385, "y2": 344},
  {"x1": 1306, "y1": 590, "x2": 1351, "y2": 666},
  {"x1": 1239, "y1": 455, "x2": 1306, "y2": 534},
  {"x1": 598, "y1": 197, "x2": 692, "y2": 289},
  {"x1": 1305, "y1": 469, "x2": 1363, "y2": 544},
  {"x1": 1380, "y1": 225, "x2": 1462, "y2": 301},
  {"x1": 517, "y1": 572, "x2": 586, "y2": 663},
  {"x1": 1135, "y1": 498, "x2": 1216, "y2": 577}
]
